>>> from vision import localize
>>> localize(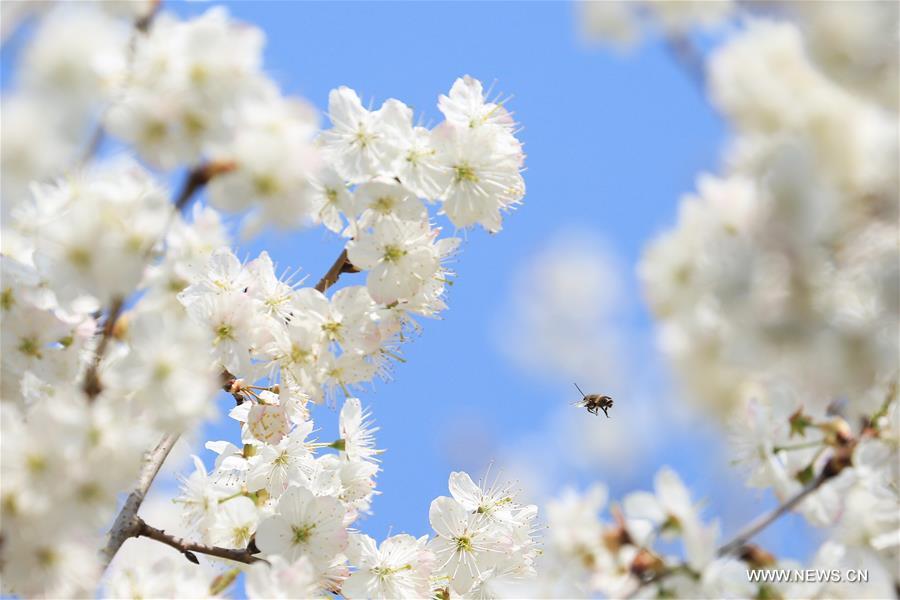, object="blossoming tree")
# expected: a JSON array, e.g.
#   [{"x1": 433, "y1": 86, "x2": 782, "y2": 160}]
[
  {"x1": 1, "y1": 1, "x2": 897, "y2": 599},
  {"x1": 531, "y1": 2, "x2": 898, "y2": 598},
  {"x1": 2, "y1": 2, "x2": 536, "y2": 597}
]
